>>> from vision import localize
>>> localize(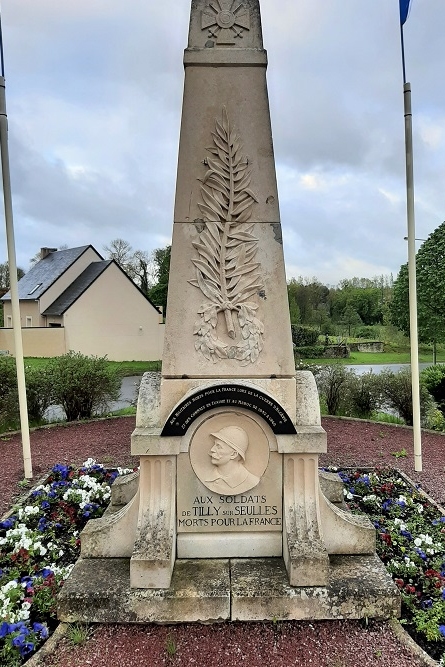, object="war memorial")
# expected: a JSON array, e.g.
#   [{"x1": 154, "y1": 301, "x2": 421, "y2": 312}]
[{"x1": 58, "y1": 0, "x2": 400, "y2": 623}]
